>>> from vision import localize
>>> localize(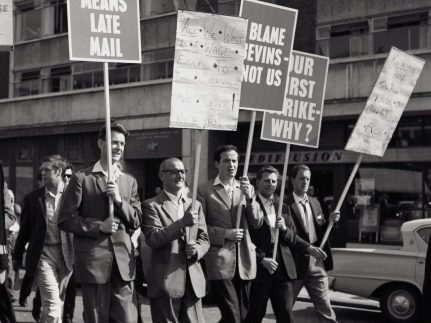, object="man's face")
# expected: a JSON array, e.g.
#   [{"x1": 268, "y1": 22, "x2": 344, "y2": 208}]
[
  {"x1": 257, "y1": 172, "x2": 278, "y2": 199},
  {"x1": 98, "y1": 130, "x2": 126, "y2": 163},
  {"x1": 39, "y1": 161, "x2": 62, "y2": 187},
  {"x1": 215, "y1": 150, "x2": 238, "y2": 180},
  {"x1": 63, "y1": 168, "x2": 73, "y2": 186},
  {"x1": 160, "y1": 159, "x2": 187, "y2": 193},
  {"x1": 292, "y1": 169, "x2": 311, "y2": 196}
]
